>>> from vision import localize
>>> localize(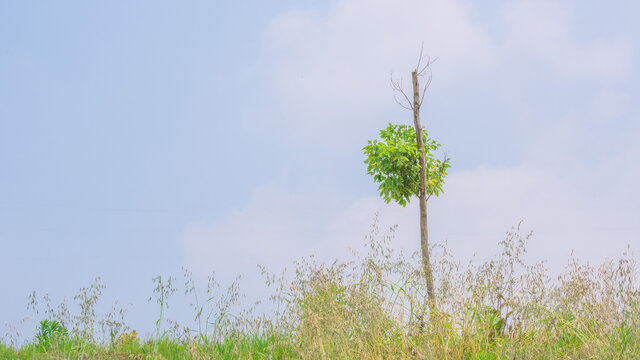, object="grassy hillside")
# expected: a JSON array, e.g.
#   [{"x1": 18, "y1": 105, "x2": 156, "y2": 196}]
[{"x1": 2, "y1": 222, "x2": 639, "y2": 359}]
